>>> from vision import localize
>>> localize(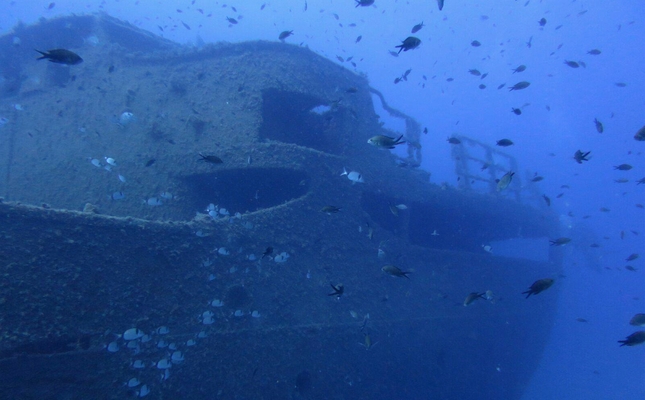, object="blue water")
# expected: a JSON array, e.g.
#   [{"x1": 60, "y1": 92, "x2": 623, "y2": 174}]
[{"x1": 2, "y1": 1, "x2": 644, "y2": 399}]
